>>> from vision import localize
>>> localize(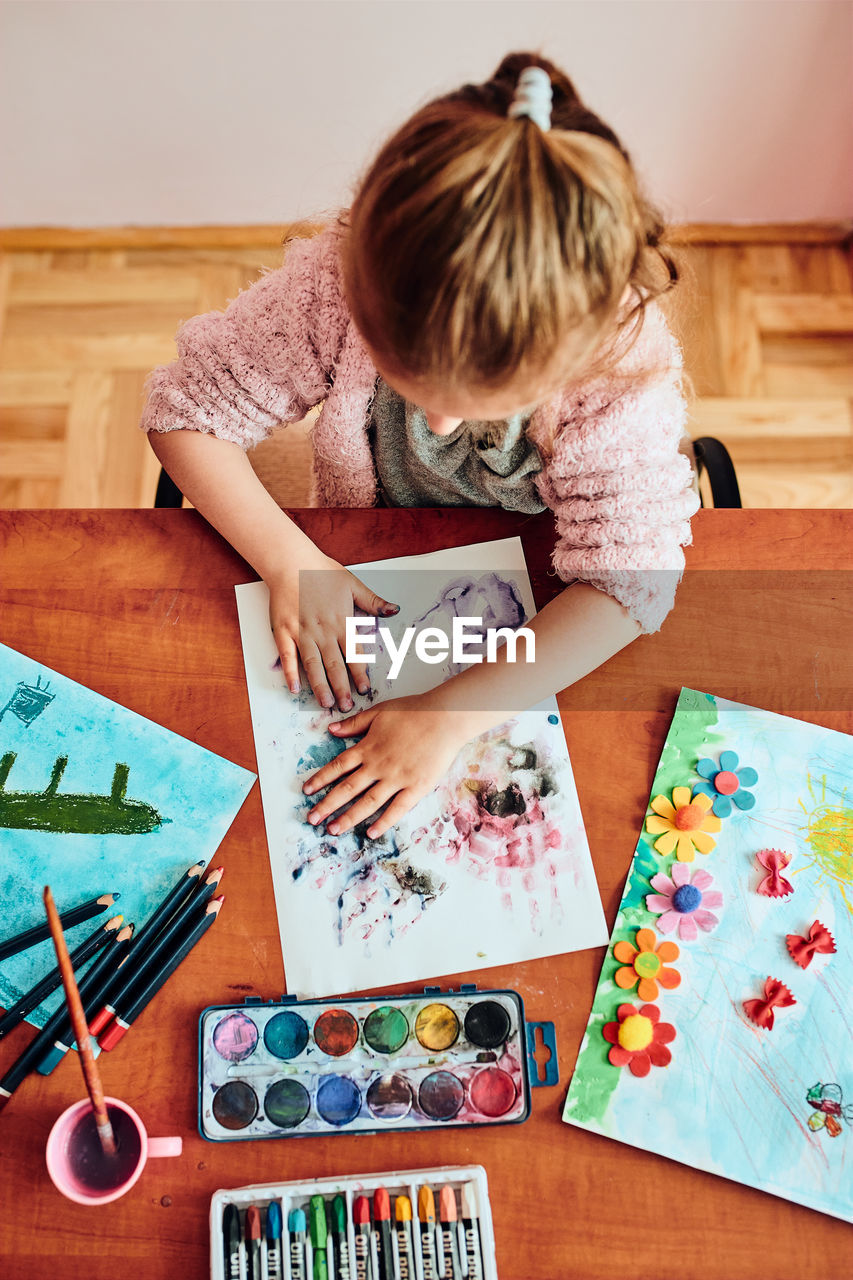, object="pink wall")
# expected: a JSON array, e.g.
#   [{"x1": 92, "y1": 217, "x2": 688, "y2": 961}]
[{"x1": 0, "y1": 0, "x2": 850, "y2": 226}]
